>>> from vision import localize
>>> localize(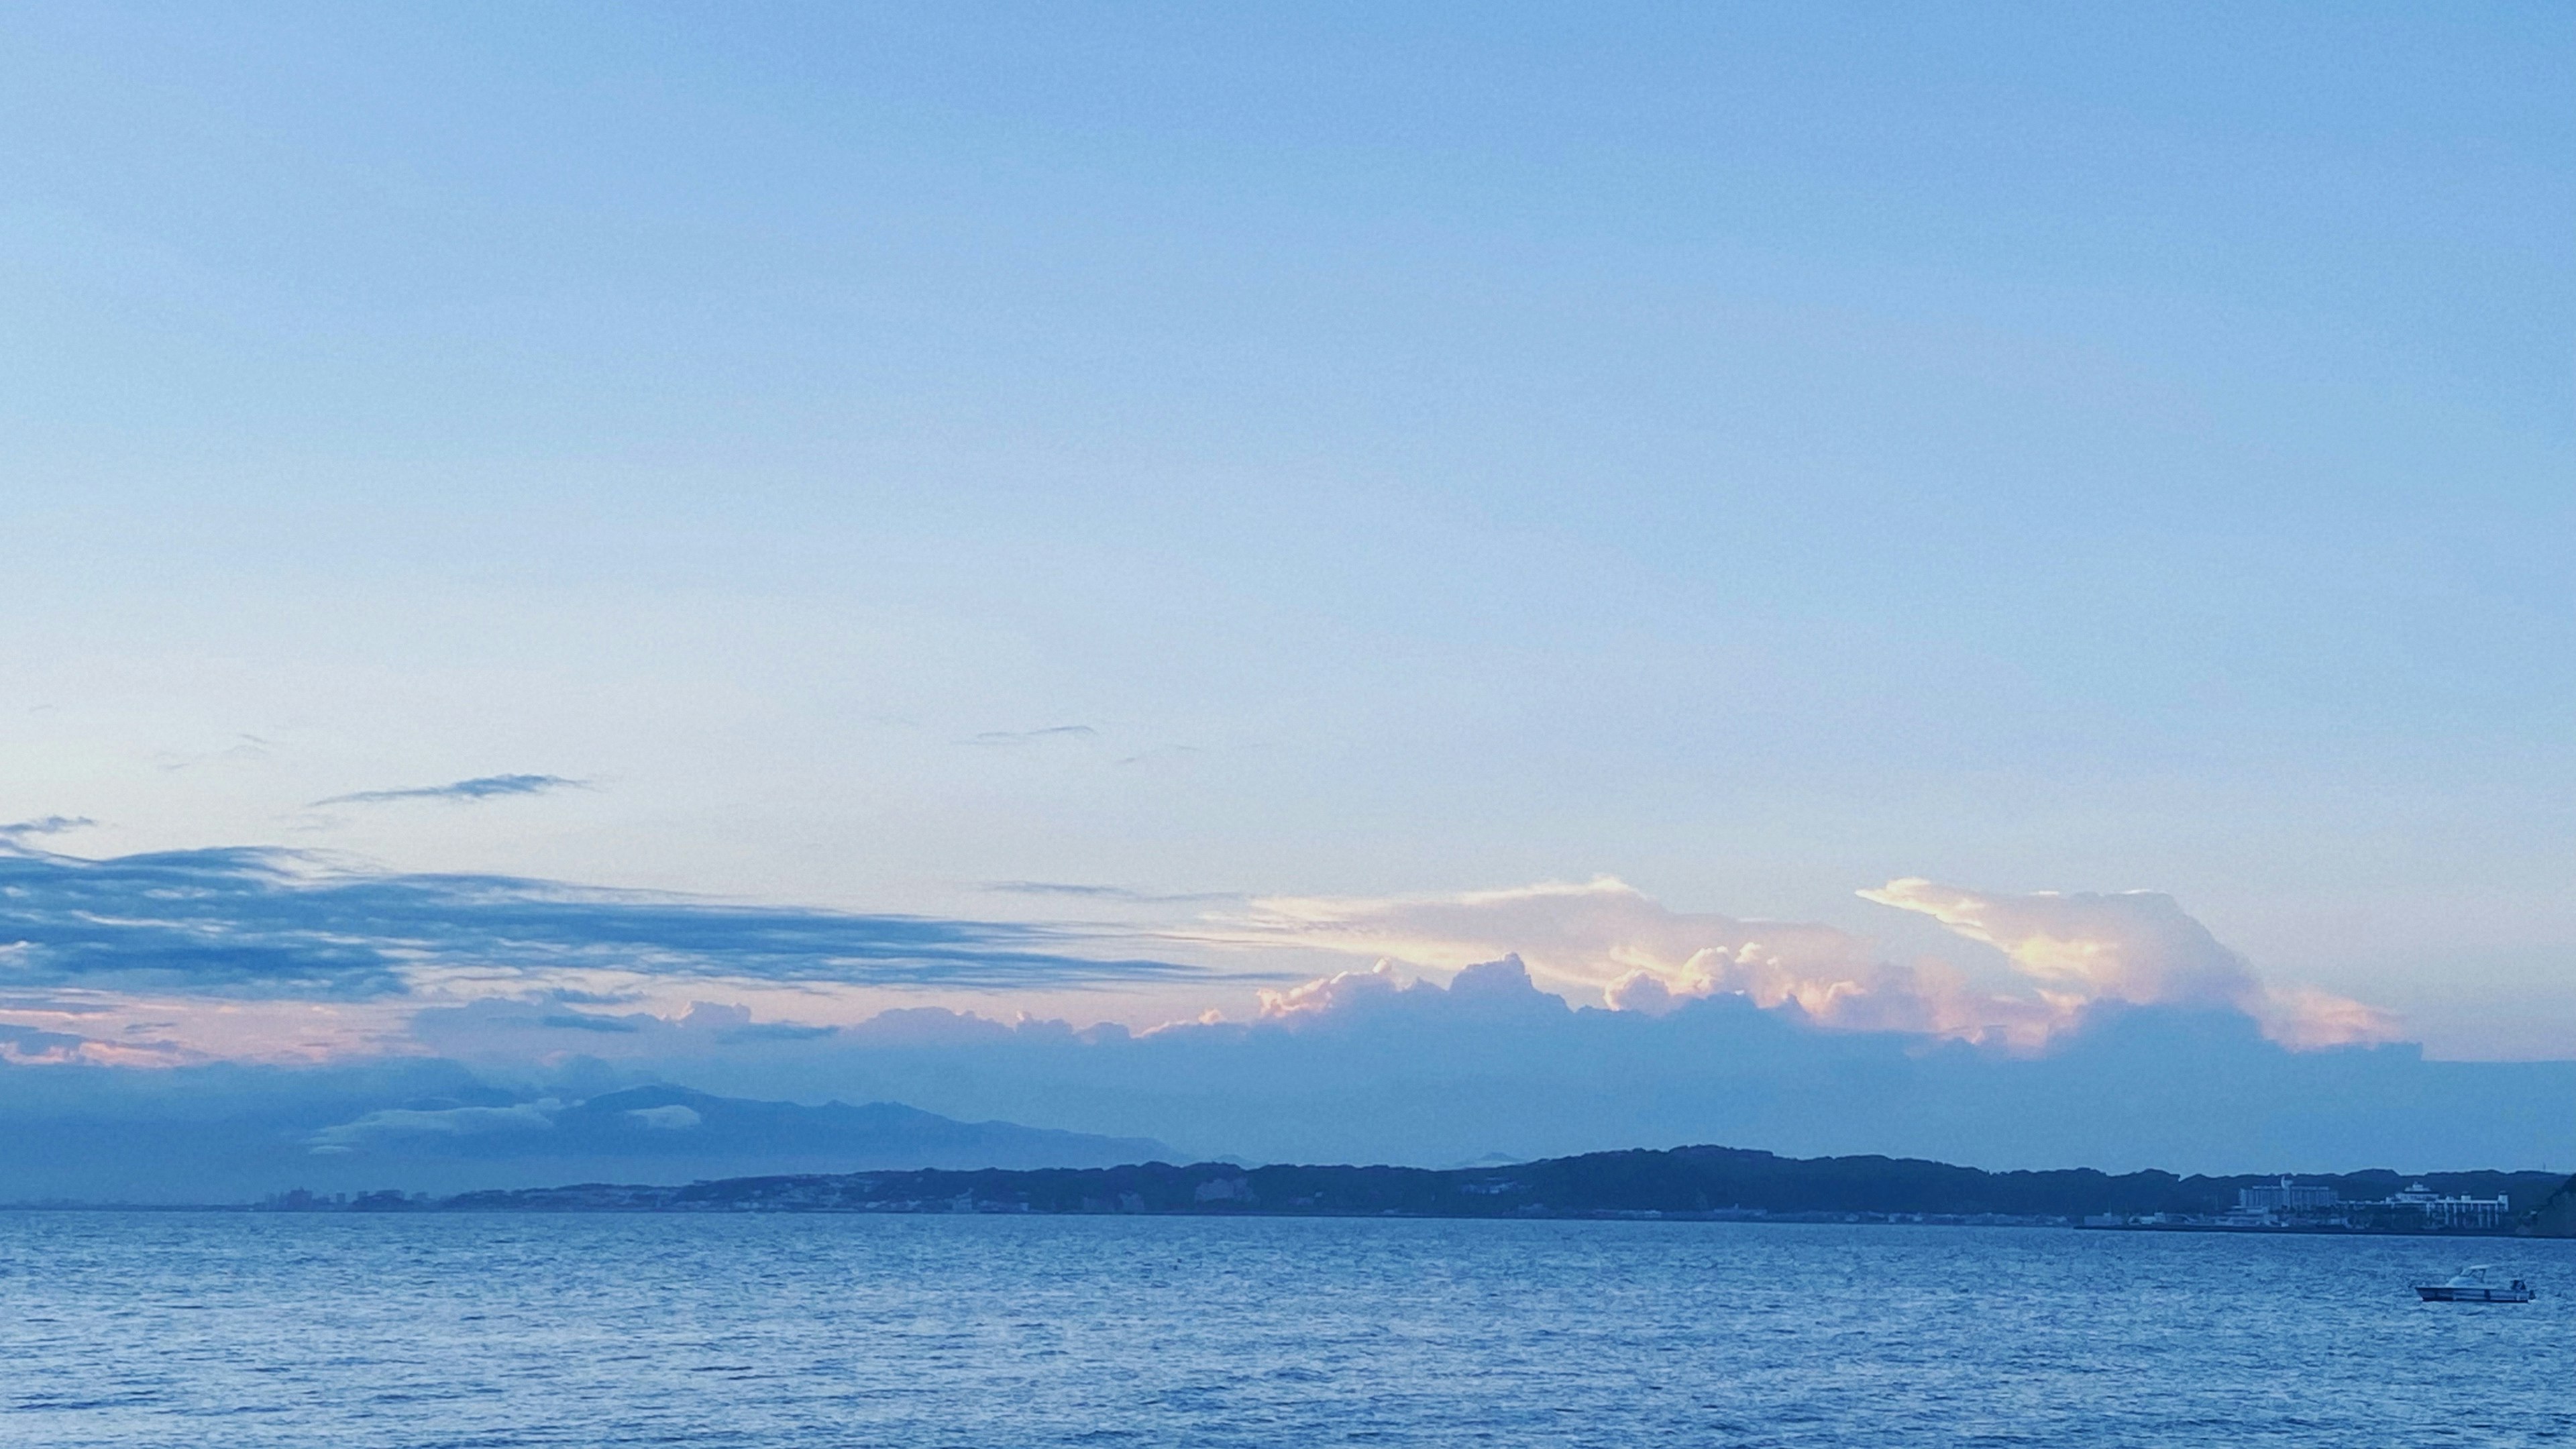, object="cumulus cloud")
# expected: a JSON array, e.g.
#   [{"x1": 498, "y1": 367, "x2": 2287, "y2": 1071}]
[
  {"x1": 0, "y1": 844, "x2": 1214, "y2": 1001},
  {"x1": 311, "y1": 773, "x2": 584, "y2": 806},
  {"x1": 1232, "y1": 877, "x2": 1872, "y2": 985},
  {"x1": 0, "y1": 1020, "x2": 109, "y2": 1065},
  {"x1": 1224, "y1": 877, "x2": 1996, "y2": 1036},
  {"x1": 378, "y1": 960, "x2": 2547, "y2": 1175},
  {"x1": 1224, "y1": 876, "x2": 2394, "y2": 1051},
  {"x1": 1255, "y1": 955, "x2": 1566, "y2": 1025},
  {"x1": 1858, "y1": 879, "x2": 2255, "y2": 1004},
  {"x1": 0, "y1": 977, "x2": 2555, "y2": 1197},
  {"x1": 1859, "y1": 879, "x2": 2398, "y2": 1050}
]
